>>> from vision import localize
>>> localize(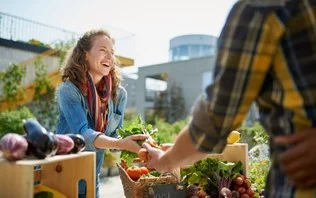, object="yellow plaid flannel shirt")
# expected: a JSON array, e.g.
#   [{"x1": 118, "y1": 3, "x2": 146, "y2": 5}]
[{"x1": 189, "y1": 0, "x2": 316, "y2": 197}]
